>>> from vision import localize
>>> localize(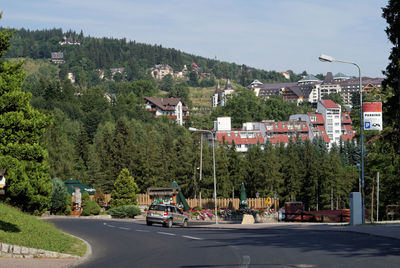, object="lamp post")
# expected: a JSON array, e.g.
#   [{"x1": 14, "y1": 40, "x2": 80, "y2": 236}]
[
  {"x1": 188, "y1": 127, "x2": 218, "y2": 224},
  {"x1": 318, "y1": 54, "x2": 365, "y2": 224}
]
